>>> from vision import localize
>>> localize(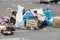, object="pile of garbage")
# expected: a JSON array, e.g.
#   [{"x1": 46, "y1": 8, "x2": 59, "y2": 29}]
[
  {"x1": 0, "y1": 16, "x2": 15, "y2": 36},
  {"x1": 0, "y1": 5, "x2": 54, "y2": 36}
]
